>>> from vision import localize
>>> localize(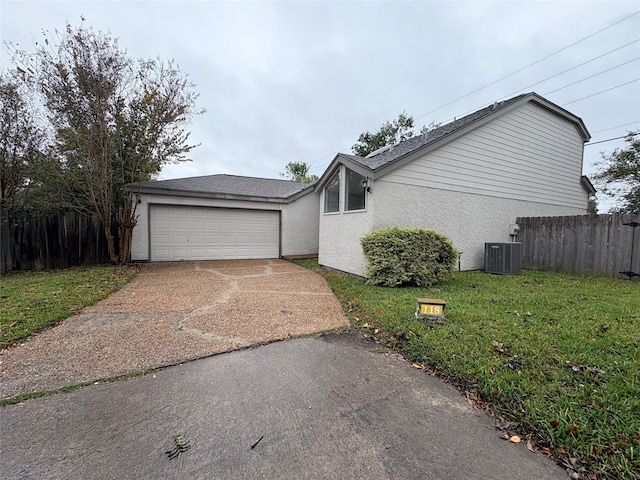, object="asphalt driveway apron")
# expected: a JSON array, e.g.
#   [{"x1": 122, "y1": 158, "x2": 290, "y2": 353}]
[
  {"x1": 0, "y1": 259, "x2": 348, "y2": 399},
  {"x1": 0, "y1": 333, "x2": 566, "y2": 479}
]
